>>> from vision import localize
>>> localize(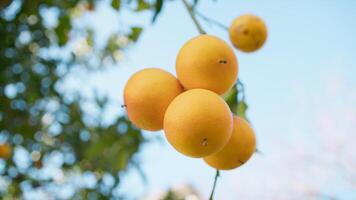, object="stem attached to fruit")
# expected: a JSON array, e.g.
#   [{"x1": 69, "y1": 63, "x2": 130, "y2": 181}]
[
  {"x1": 209, "y1": 170, "x2": 220, "y2": 200},
  {"x1": 202, "y1": 138, "x2": 208, "y2": 146},
  {"x1": 181, "y1": 0, "x2": 206, "y2": 34}
]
